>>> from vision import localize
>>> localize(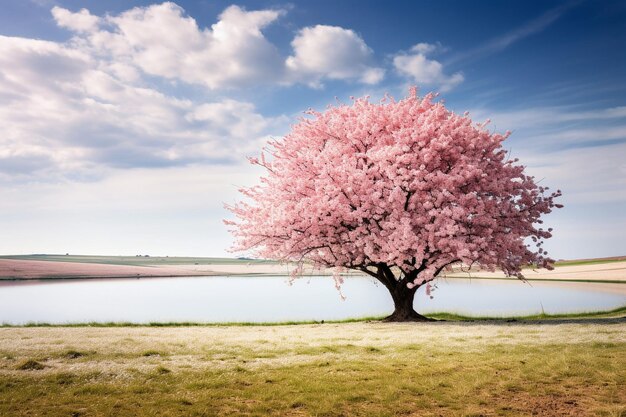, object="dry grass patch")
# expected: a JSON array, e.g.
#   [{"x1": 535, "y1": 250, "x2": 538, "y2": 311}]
[{"x1": 15, "y1": 360, "x2": 45, "y2": 371}]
